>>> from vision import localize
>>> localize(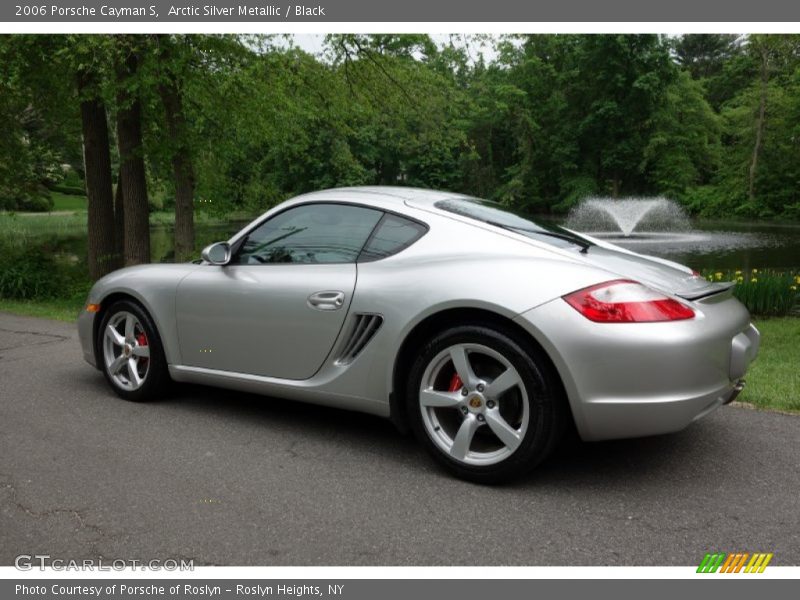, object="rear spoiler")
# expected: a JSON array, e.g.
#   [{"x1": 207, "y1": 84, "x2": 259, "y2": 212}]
[{"x1": 676, "y1": 281, "x2": 735, "y2": 301}]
